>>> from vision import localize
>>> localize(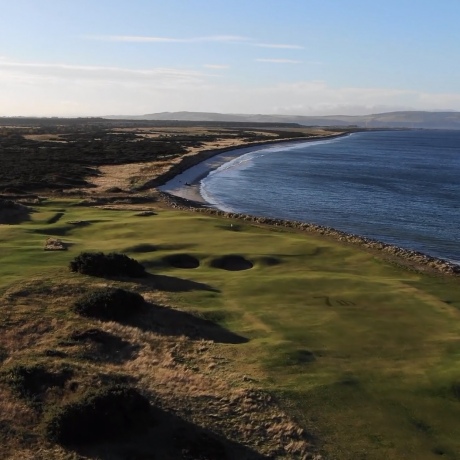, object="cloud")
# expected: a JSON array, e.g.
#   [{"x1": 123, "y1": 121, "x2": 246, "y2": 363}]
[
  {"x1": 254, "y1": 43, "x2": 304, "y2": 49},
  {"x1": 86, "y1": 35, "x2": 249, "y2": 44},
  {"x1": 203, "y1": 64, "x2": 230, "y2": 69},
  {"x1": 1, "y1": 58, "x2": 460, "y2": 117},
  {"x1": 85, "y1": 35, "x2": 304, "y2": 50},
  {"x1": 0, "y1": 59, "x2": 214, "y2": 88},
  {"x1": 256, "y1": 58, "x2": 302, "y2": 64}
]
